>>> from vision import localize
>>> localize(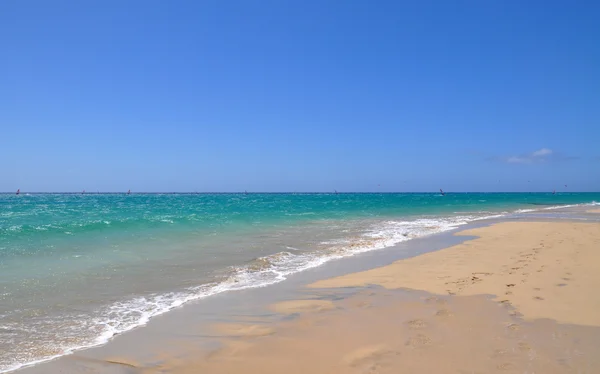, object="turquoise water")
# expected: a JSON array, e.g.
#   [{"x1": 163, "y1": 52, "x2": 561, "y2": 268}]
[{"x1": 1, "y1": 192, "x2": 599, "y2": 372}]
